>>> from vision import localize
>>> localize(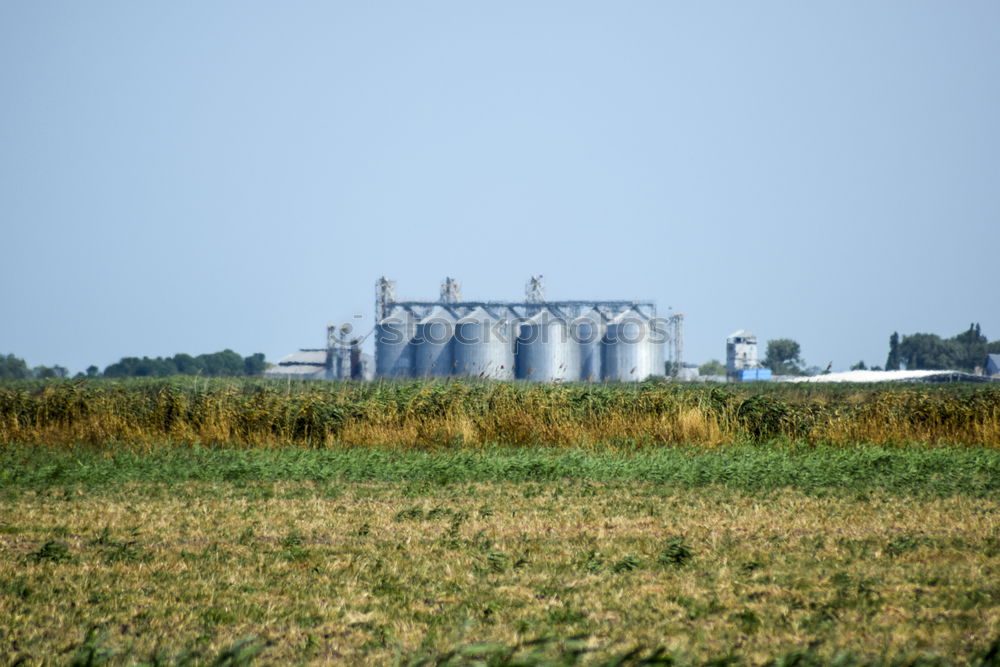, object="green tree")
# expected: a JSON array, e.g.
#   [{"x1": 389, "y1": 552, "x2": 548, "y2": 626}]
[
  {"x1": 173, "y1": 353, "x2": 198, "y2": 374},
  {"x1": 243, "y1": 353, "x2": 267, "y2": 375},
  {"x1": 952, "y1": 323, "x2": 986, "y2": 372},
  {"x1": 32, "y1": 365, "x2": 68, "y2": 379},
  {"x1": 763, "y1": 339, "x2": 804, "y2": 375},
  {"x1": 698, "y1": 359, "x2": 726, "y2": 376},
  {"x1": 988, "y1": 341, "x2": 1000, "y2": 354},
  {"x1": 102, "y1": 350, "x2": 268, "y2": 378},
  {"x1": 195, "y1": 349, "x2": 245, "y2": 376},
  {"x1": 885, "y1": 332, "x2": 900, "y2": 371},
  {"x1": 103, "y1": 357, "x2": 137, "y2": 377},
  {"x1": 85, "y1": 365, "x2": 100, "y2": 377},
  {"x1": 888, "y1": 325, "x2": 991, "y2": 372},
  {"x1": 104, "y1": 356, "x2": 175, "y2": 377},
  {"x1": 0, "y1": 354, "x2": 31, "y2": 379},
  {"x1": 850, "y1": 360, "x2": 867, "y2": 371},
  {"x1": 897, "y1": 333, "x2": 961, "y2": 370}
]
